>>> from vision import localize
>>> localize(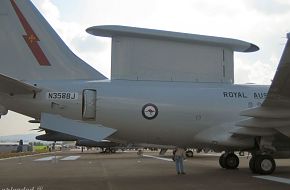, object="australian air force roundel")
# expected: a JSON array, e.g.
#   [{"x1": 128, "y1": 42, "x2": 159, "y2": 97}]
[{"x1": 142, "y1": 103, "x2": 158, "y2": 120}]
